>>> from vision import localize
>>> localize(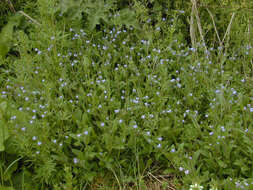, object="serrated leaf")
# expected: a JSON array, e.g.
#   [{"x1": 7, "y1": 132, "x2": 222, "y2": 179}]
[
  {"x1": 113, "y1": 8, "x2": 140, "y2": 29},
  {"x1": 56, "y1": 0, "x2": 83, "y2": 20},
  {"x1": 85, "y1": 2, "x2": 108, "y2": 29}
]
